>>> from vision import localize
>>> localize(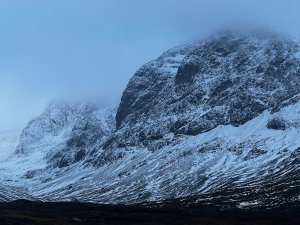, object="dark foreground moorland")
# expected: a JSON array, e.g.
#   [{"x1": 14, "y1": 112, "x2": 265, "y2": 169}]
[{"x1": 1, "y1": 200, "x2": 300, "y2": 225}]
